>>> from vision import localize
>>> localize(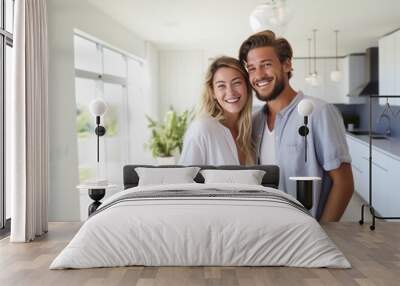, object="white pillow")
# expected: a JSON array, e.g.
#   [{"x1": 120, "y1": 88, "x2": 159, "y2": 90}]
[
  {"x1": 200, "y1": 169, "x2": 266, "y2": 185},
  {"x1": 135, "y1": 167, "x2": 200, "y2": 186}
]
